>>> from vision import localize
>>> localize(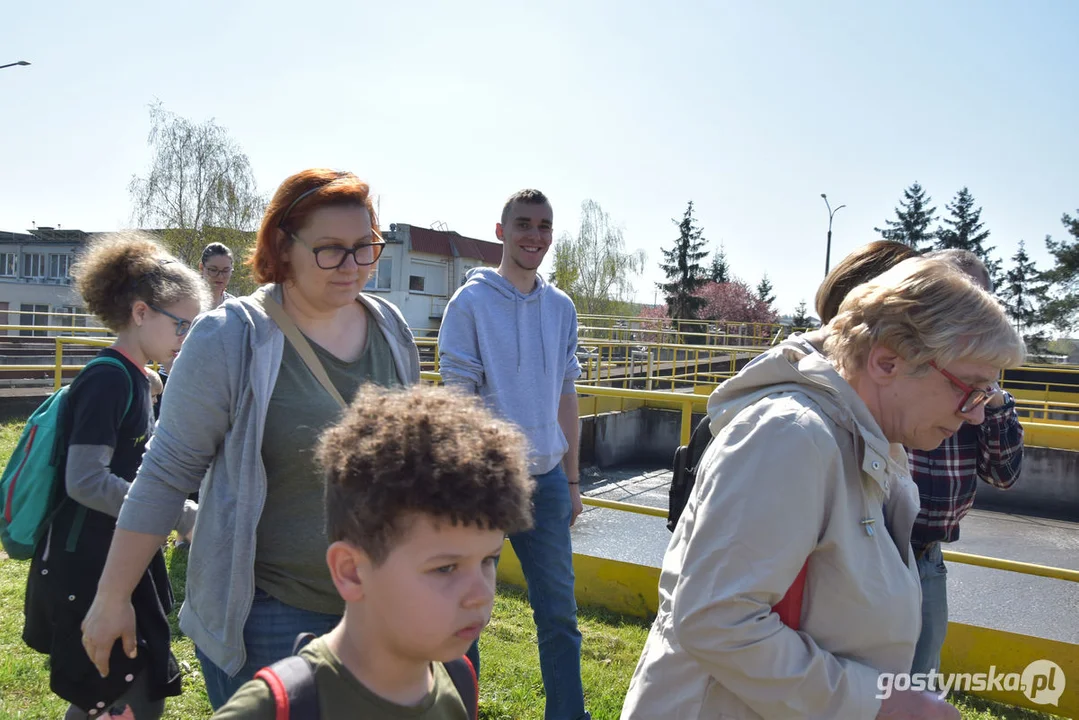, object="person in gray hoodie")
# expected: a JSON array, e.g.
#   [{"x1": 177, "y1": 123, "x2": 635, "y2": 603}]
[
  {"x1": 79, "y1": 169, "x2": 420, "y2": 710},
  {"x1": 438, "y1": 189, "x2": 589, "y2": 720}
]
